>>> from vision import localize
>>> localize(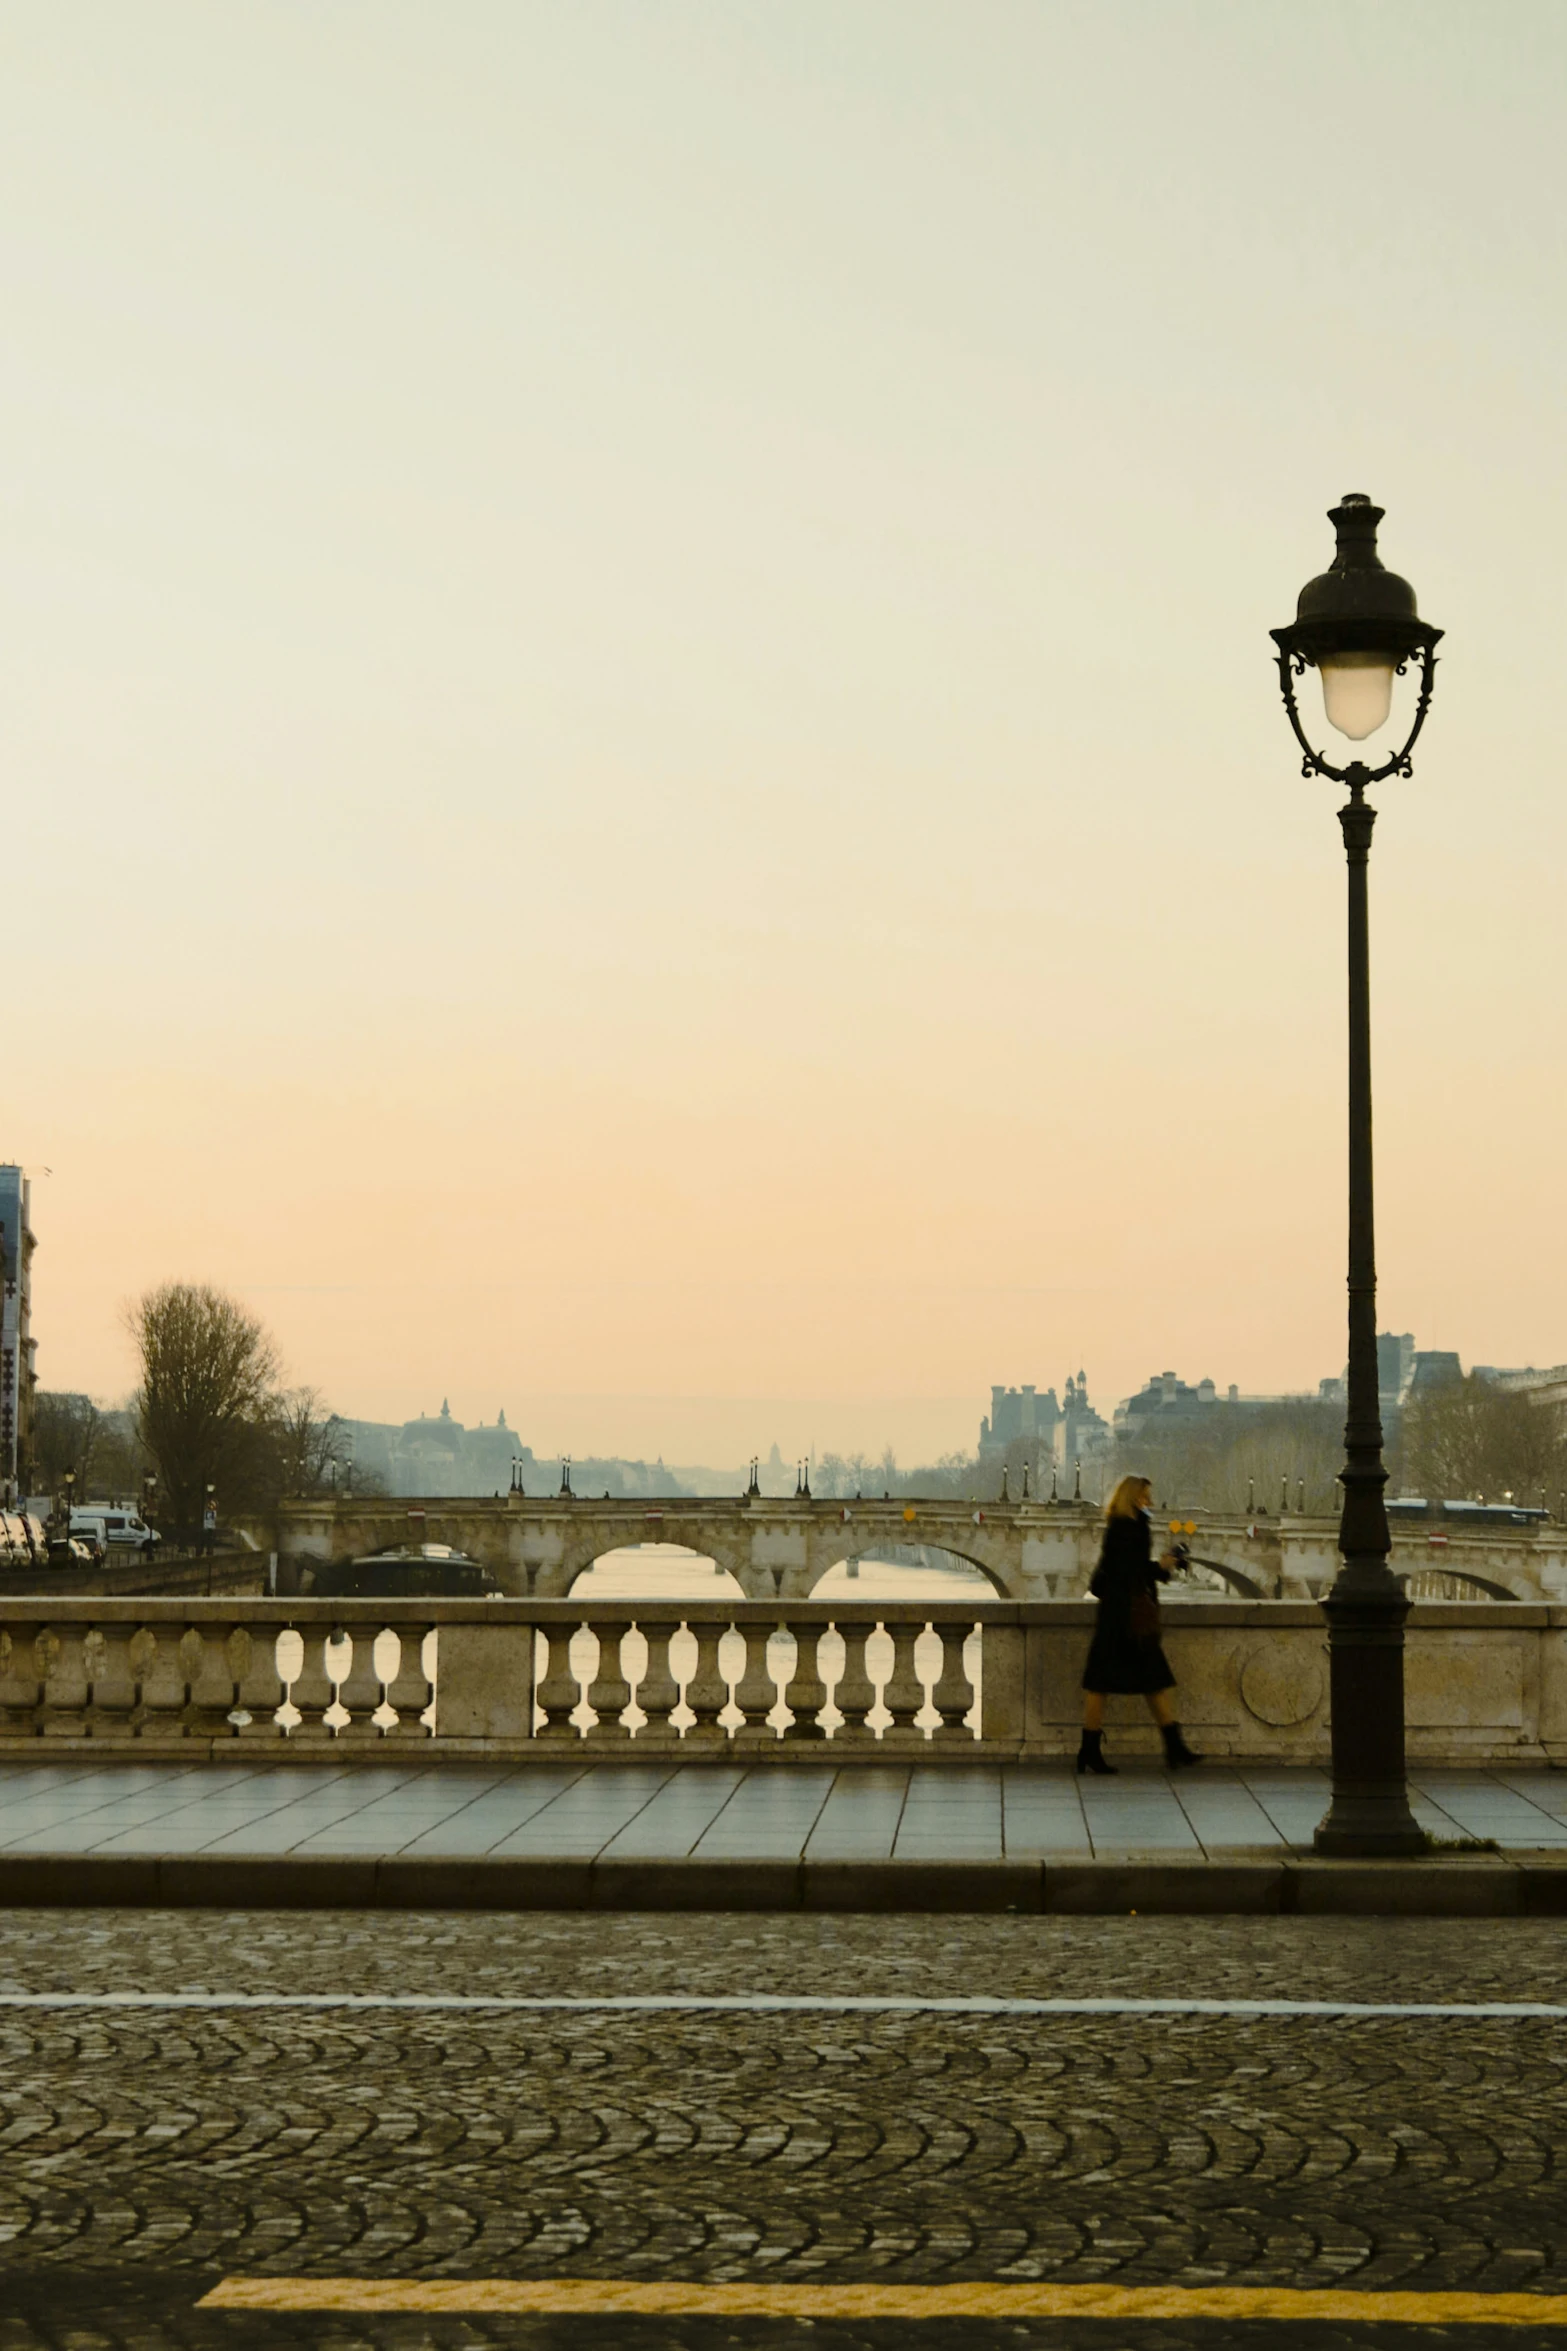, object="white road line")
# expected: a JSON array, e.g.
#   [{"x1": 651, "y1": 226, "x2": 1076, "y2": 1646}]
[{"x1": 0, "y1": 1992, "x2": 1562, "y2": 2018}]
